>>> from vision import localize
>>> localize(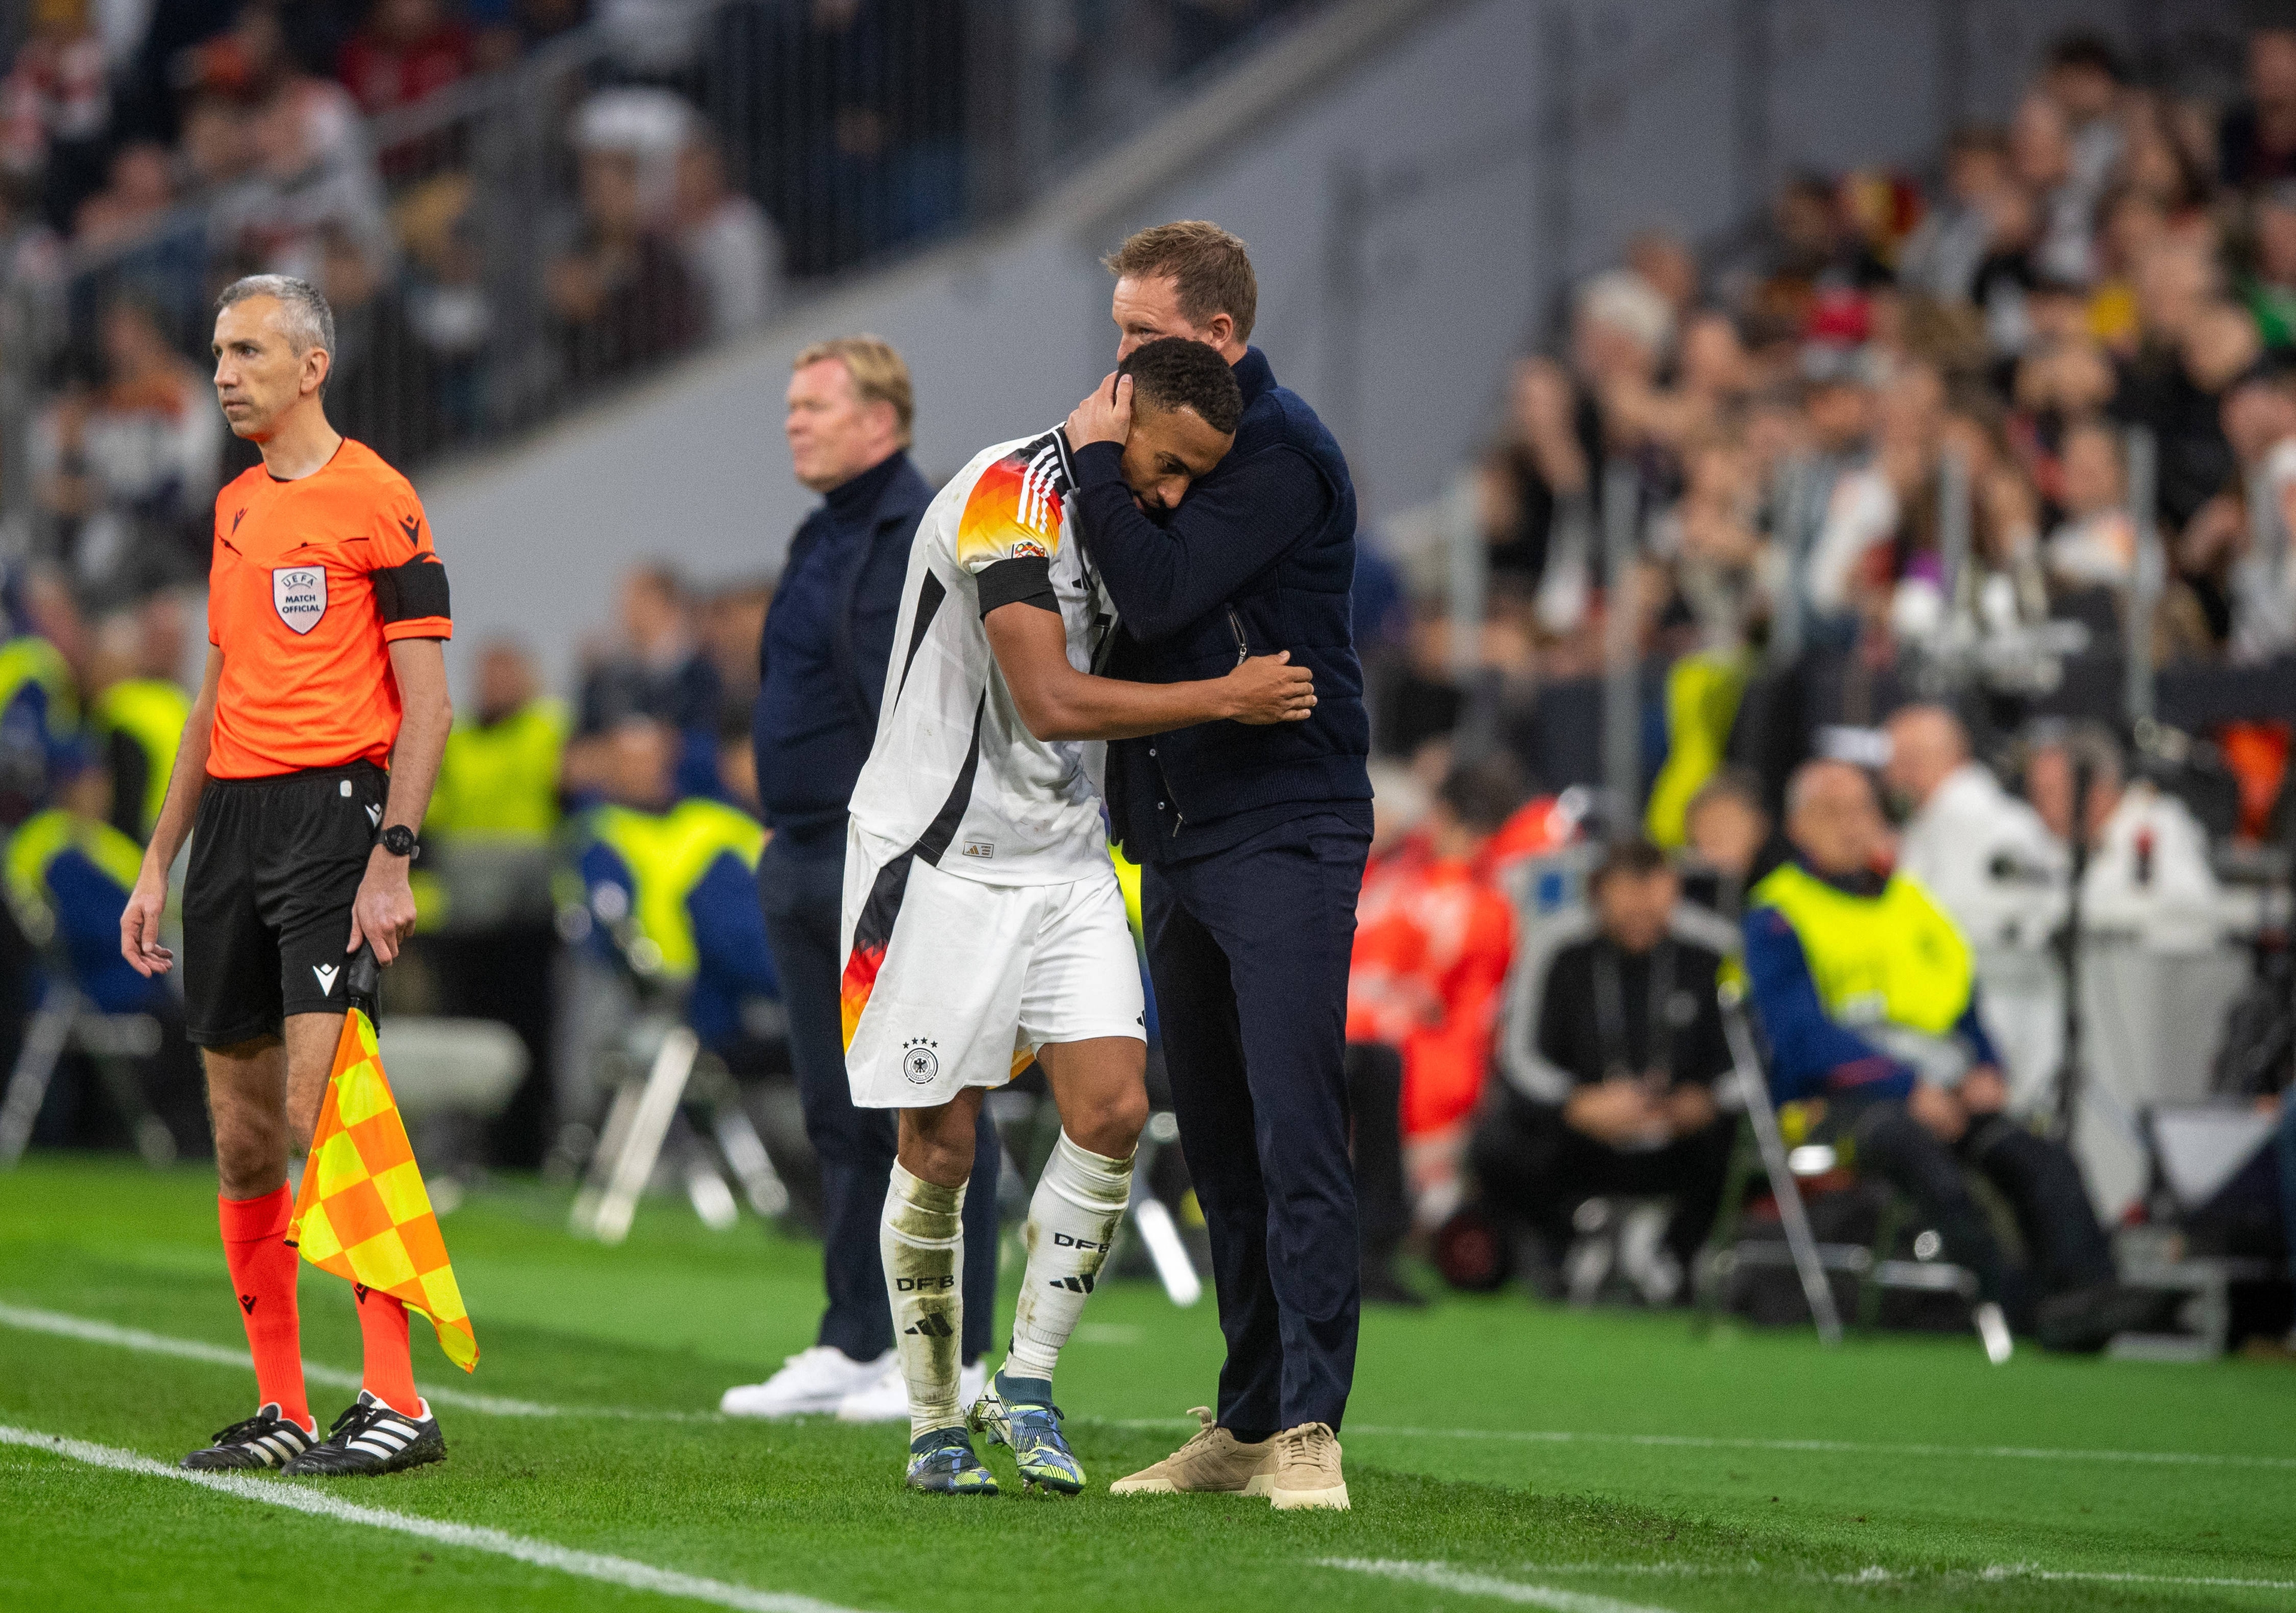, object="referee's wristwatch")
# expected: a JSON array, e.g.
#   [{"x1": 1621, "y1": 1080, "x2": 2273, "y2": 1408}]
[{"x1": 378, "y1": 824, "x2": 422, "y2": 862}]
